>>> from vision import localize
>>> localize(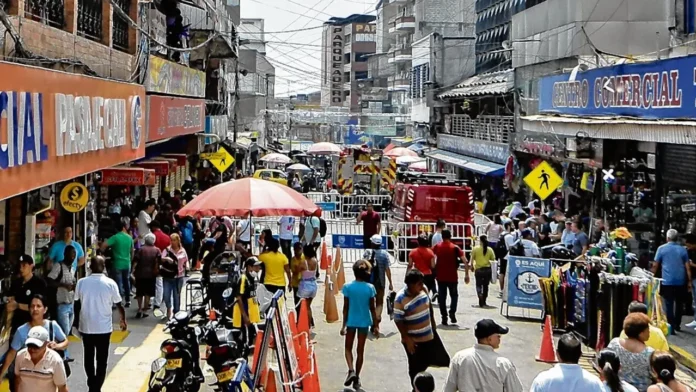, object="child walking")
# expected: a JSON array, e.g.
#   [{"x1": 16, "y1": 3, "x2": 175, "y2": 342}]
[{"x1": 341, "y1": 259, "x2": 378, "y2": 390}]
